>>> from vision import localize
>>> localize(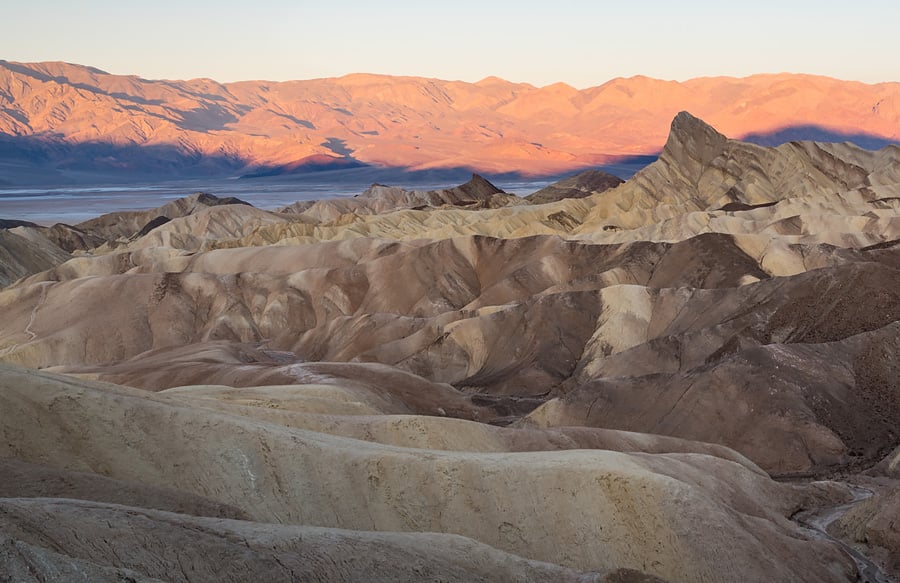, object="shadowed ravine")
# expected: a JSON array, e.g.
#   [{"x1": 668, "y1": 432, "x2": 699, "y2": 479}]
[{"x1": 795, "y1": 486, "x2": 895, "y2": 583}]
